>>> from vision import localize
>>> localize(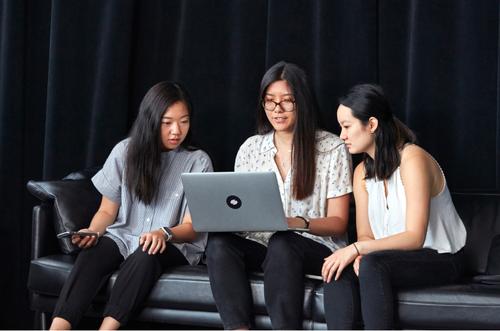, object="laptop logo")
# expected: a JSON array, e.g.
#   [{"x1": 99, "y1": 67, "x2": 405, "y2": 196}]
[{"x1": 226, "y1": 195, "x2": 242, "y2": 209}]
